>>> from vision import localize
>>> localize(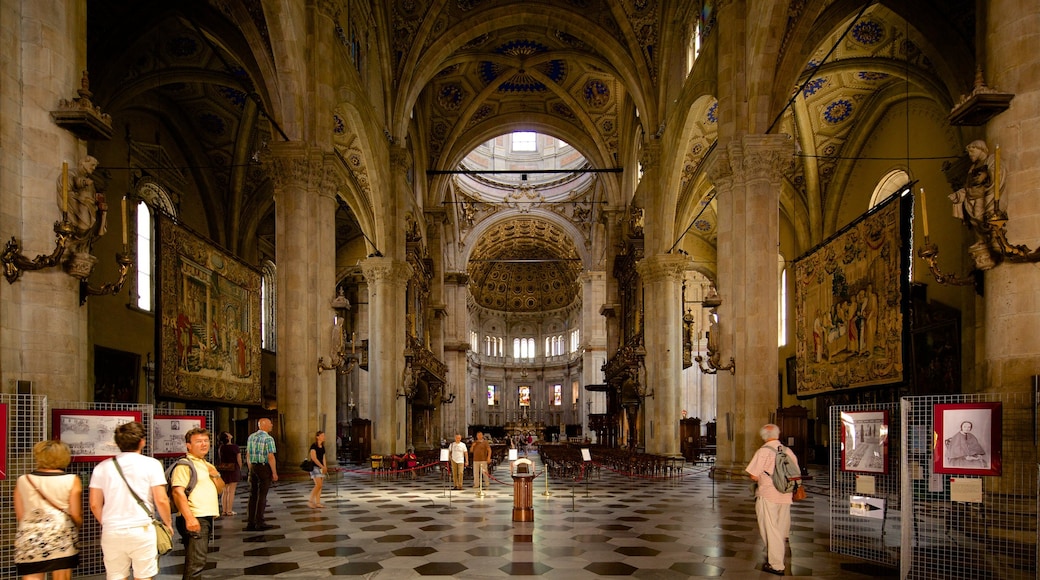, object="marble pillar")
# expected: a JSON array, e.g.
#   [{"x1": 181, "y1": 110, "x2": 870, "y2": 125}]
[
  {"x1": 268, "y1": 143, "x2": 337, "y2": 470},
  {"x1": 360, "y1": 256, "x2": 411, "y2": 455},
  {"x1": 0, "y1": 0, "x2": 90, "y2": 399},
  {"x1": 709, "y1": 134, "x2": 793, "y2": 475},
  {"x1": 981, "y1": 0, "x2": 1040, "y2": 393},
  {"x1": 637, "y1": 253, "x2": 689, "y2": 456}
]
